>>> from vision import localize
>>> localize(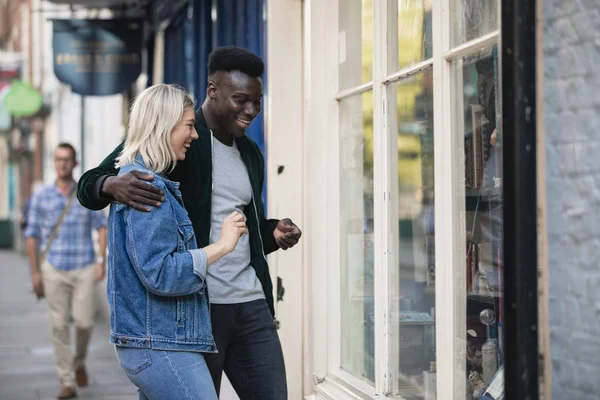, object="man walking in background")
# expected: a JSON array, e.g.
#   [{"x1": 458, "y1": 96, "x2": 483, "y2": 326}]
[{"x1": 25, "y1": 143, "x2": 107, "y2": 400}]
